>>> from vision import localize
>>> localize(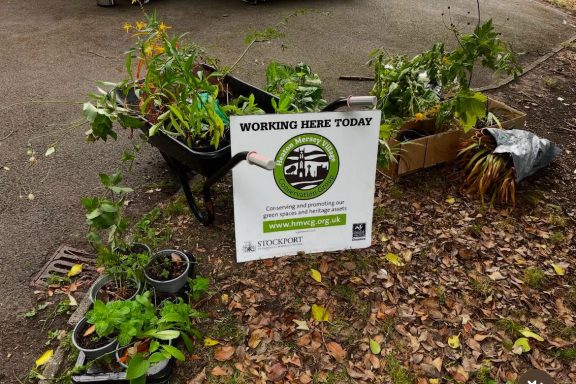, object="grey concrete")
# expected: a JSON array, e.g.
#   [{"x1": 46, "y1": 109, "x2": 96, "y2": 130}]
[{"x1": 0, "y1": 0, "x2": 574, "y2": 382}]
